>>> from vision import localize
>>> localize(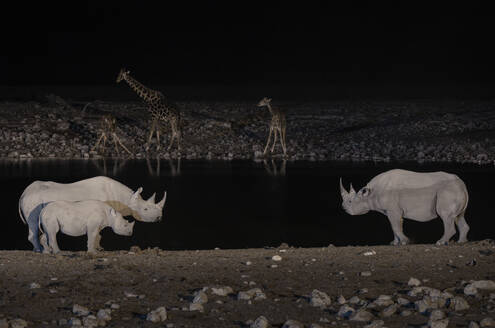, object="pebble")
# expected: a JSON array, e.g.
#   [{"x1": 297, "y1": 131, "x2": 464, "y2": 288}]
[
  {"x1": 337, "y1": 304, "x2": 355, "y2": 319},
  {"x1": 350, "y1": 309, "x2": 374, "y2": 322},
  {"x1": 237, "y1": 288, "x2": 266, "y2": 301},
  {"x1": 82, "y1": 315, "x2": 98, "y2": 328},
  {"x1": 272, "y1": 255, "x2": 282, "y2": 261},
  {"x1": 337, "y1": 295, "x2": 346, "y2": 304},
  {"x1": 429, "y1": 309, "x2": 446, "y2": 321},
  {"x1": 348, "y1": 296, "x2": 360, "y2": 304},
  {"x1": 8, "y1": 319, "x2": 28, "y2": 328},
  {"x1": 408, "y1": 277, "x2": 421, "y2": 286},
  {"x1": 451, "y1": 296, "x2": 470, "y2": 311},
  {"x1": 97, "y1": 309, "x2": 112, "y2": 322},
  {"x1": 189, "y1": 303, "x2": 204, "y2": 312},
  {"x1": 309, "y1": 289, "x2": 332, "y2": 308},
  {"x1": 211, "y1": 286, "x2": 233, "y2": 296},
  {"x1": 68, "y1": 317, "x2": 82, "y2": 326},
  {"x1": 381, "y1": 304, "x2": 398, "y2": 317},
  {"x1": 282, "y1": 320, "x2": 304, "y2": 328},
  {"x1": 72, "y1": 304, "x2": 90, "y2": 316},
  {"x1": 364, "y1": 320, "x2": 385, "y2": 328},
  {"x1": 360, "y1": 271, "x2": 372, "y2": 277},
  {"x1": 29, "y1": 282, "x2": 41, "y2": 289},
  {"x1": 251, "y1": 316, "x2": 269, "y2": 328},
  {"x1": 193, "y1": 290, "x2": 208, "y2": 304},
  {"x1": 481, "y1": 318, "x2": 495, "y2": 327},
  {"x1": 147, "y1": 306, "x2": 167, "y2": 323},
  {"x1": 429, "y1": 318, "x2": 449, "y2": 328}
]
